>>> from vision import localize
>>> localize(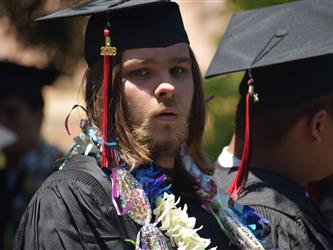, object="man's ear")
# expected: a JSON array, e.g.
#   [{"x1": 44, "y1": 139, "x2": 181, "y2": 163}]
[{"x1": 308, "y1": 110, "x2": 328, "y2": 143}]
